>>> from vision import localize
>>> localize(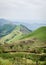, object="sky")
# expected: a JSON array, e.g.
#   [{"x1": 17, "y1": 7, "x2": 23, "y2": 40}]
[{"x1": 0, "y1": 0, "x2": 46, "y2": 24}]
